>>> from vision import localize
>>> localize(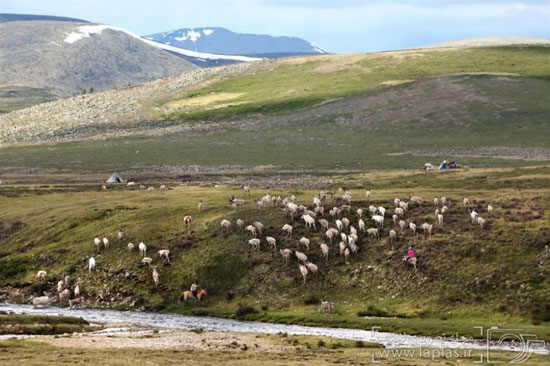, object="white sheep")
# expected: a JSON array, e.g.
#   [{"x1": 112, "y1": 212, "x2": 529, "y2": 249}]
[
  {"x1": 320, "y1": 242, "x2": 329, "y2": 261},
  {"x1": 378, "y1": 206, "x2": 386, "y2": 216},
  {"x1": 421, "y1": 223, "x2": 433, "y2": 236},
  {"x1": 36, "y1": 270, "x2": 47, "y2": 280},
  {"x1": 394, "y1": 197, "x2": 401, "y2": 207},
  {"x1": 266, "y1": 236, "x2": 277, "y2": 251},
  {"x1": 340, "y1": 232, "x2": 348, "y2": 244},
  {"x1": 285, "y1": 202, "x2": 298, "y2": 221},
  {"x1": 410, "y1": 196, "x2": 423, "y2": 206},
  {"x1": 244, "y1": 225, "x2": 257, "y2": 237},
  {"x1": 118, "y1": 229, "x2": 125, "y2": 242},
  {"x1": 248, "y1": 238, "x2": 261, "y2": 251},
  {"x1": 158, "y1": 249, "x2": 170, "y2": 263},
  {"x1": 147, "y1": 186, "x2": 154, "y2": 192},
  {"x1": 221, "y1": 219, "x2": 232, "y2": 233},
  {"x1": 253, "y1": 221, "x2": 264, "y2": 236},
  {"x1": 139, "y1": 242, "x2": 147, "y2": 257},
  {"x1": 389, "y1": 229, "x2": 397, "y2": 243},
  {"x1": 57, "y1": 280, "x2": 64, "y2": 293},
  {"x1": 299, "y1": 237, "x2": 311, "y2": 250},
  {"x1": 394, "y1": 207, "x2": 404, "y2": 218},
  {"x1": 298, "y1": 264, "x2": 308, "y2": 284},
  {"x1": 74, "y1": 284, "x2": 80, "y2": 298},
  {"x1": 128, "y1": 242, "x2": 135, "y2": 251},
  {"x1": 88, "y1": 257, "x2": 96, "y2": 273},
  {"x1": 366, "y1": 190, "x2": 371, "y2": 201},
  {"x1": 350, "y1": 226, "x2": 357, "y2": 236},
  {"x1": 59, "y1": 289, "x2": 71, "y2": 303},
  {"x1": 93, "y1": 237, "x2": 101, "y2": 251},
  {"x1": 197, "y1": 201, "x2": 202, "y2": 212},
  {"x1": 341, "y1": 217, "x2": 350, "y2": 228},
  {"x1": 442, "y1": 205, "x2": 449, "y2": 214},
  {"x1": 477, "y1": 217, "x2": 487, "y2": 229},
  {"x1": 399, "y1": 220, "x2": 406, "y2": 231},
  {"x1": 372, "y1": 215, "x2": 384, "y2": 227},
  {"x1": 243, "y1": 185, "x2": 251, "y2": 195},
  {"x1": 280, "y1": 248, "x2": 292, "y2": 264},
  {"x1": 159, "y1": 185, "x2": 167, "y2": 193},
  {"x1": 409, "y1": 222, "x2": 417, "y2": 235},
  {"x1": 358, "y1": 219, "x2": 366, "y2": 232},
  {"x1": 33, "y1": 296, "x2": 51, "y2": 309},
  {"x1": 392, "y1": 214, "x2": 398, "y2": 224},
  {"x1": 368, "y1": 205, "x2": 377, "y2": 215},
  {"x1": 142, "y1": 257, "x2": 153, "y2": 266},
  {"x1": 470, "y1": 210, "x2": 478, "y2": 224},
  {"x1": 335, "y1": 219, "x2": 343, "y2": 231},
  {"x1": 295, "y1": 251, "x2": 308, "y2": 263},
  {"x1": 325, "y1": 229, "x2": 335, "y2": 243},
  {"x1": 306, "y1": 262, "x2": 318, "y2": 275},
  {"x1": 356, "y1": 208, "x2": 363, "y2": 218},
  {"x1": 399, "y1": 201, "x2": 408, "y2": 211},
  {"x1": 313, "y1": 197, "x2": 322, "y2": 207},
  {"x1": 152, "y1": 267, "x2": 159, "y2": 287},
  {"x1": 339, "y1": 241, "x2": 347, "y2": 259},
  {"x1": 314, "y1": 206, "x2": 324, "y2": 216},
  {"x1": 367, "y1": 228, "x2": 379, "y2": 240},
  {"x1": 344, "y1": 247, "x2": 350, "y2": 264},
  {"x1": 184, "y1": 215, "x2": 192, "y2": 230},
  {"x1": 463, "y1": 197, "x2": 470, "y2": 210},
  {"x1": 102, "y1": 237, "x2": 109, "y2": 250},
  {"x1": 487, "y1": 205, "x2": 494, "y2": 217},
  {"x1": 319, "y1": 219, "x2": 329, "y2": 231},
  {"x1": 236, "y1": 218, "x2": 245, "y2": 229},
  {"x1": 437, "y1": 214, "x2": 444, "y2": 227},
  {"x1": 302, "y1": 214, "x2": 316, "y2": 229},
  {"x1": 433, "y1": 197, "x2": 439, "y2": 207},
  {"x1": 282, "y1": 224, "x2": 293, "y2": 237}
]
